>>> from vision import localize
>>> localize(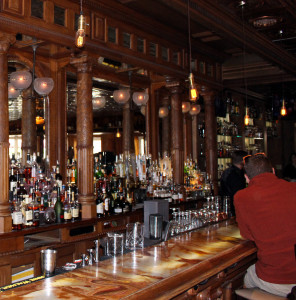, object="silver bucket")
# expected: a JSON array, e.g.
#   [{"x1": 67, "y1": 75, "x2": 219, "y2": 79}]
[{"x1": 41, "y1": 249, "x2": 57, "y2": 277}]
